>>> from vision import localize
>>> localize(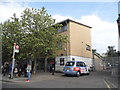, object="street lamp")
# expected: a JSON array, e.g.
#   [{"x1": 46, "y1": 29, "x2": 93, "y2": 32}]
[
  {"x1": 117, "y1": 1, "x2": 120, "y2": 52},
  {"x1": 11, "y1": 43, "x2": 19, "y2": 79}
]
